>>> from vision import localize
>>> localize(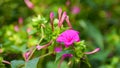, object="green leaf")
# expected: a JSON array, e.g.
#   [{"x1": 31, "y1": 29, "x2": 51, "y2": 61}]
[
  {"x1": 80, "y1": 21, "x2": 104, "y2": 49},
  {"x1": 0, "y1": 63, "x2": 5, "y2": 68},
  {"x1": 55, "y1": 50, "x2": 73, "y2": 63},
  {"x1": 26, "y1": 57, "x2": 40, "y2": 68},
  {"x1": 46, "y1": 61, "x2": 68, "y2": 68},
  {"x1": 11, "y1": 60, "x2": 25, "y2": 68}
]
